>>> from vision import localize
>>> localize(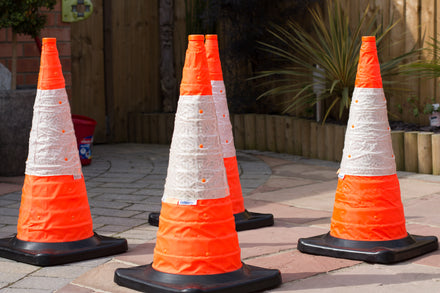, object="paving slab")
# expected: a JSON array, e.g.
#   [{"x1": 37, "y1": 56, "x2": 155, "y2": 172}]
[
  {"x1": 0, "y1": 143, "x2": 439, "y2": 293},
  {"x1": 244, "y1": 250, "x2": 360, "y2": 283},
  {"x1": 274, "y1": 262, "x2": 440, "y2": 292}
]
